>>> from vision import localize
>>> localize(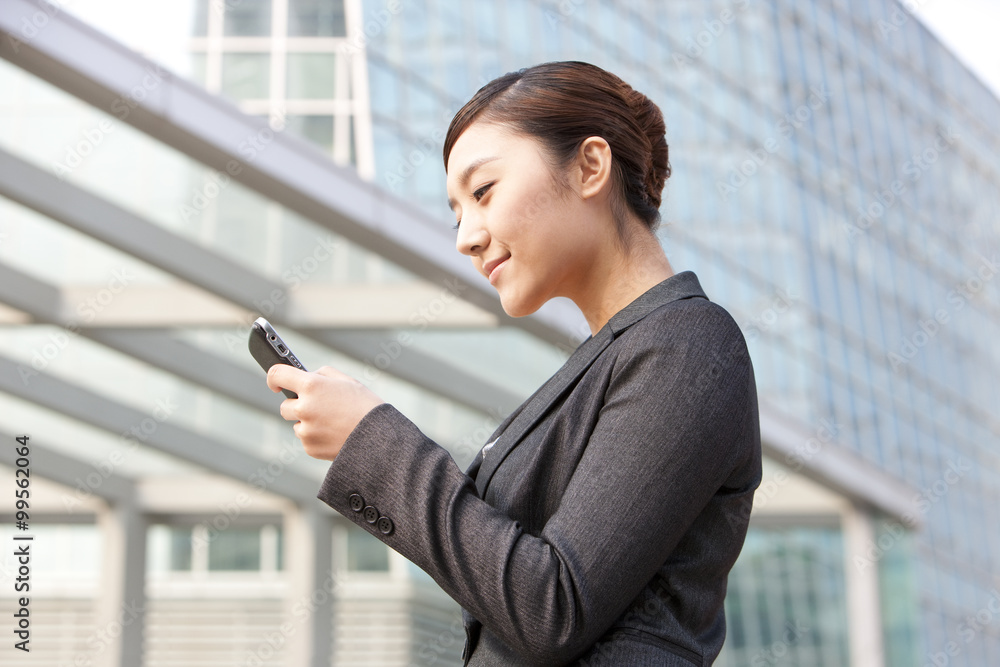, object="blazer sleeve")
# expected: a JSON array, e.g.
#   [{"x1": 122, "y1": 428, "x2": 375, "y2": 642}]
[{"x1": 316, "y1": 301, "x2": 759, "y2": 665}]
